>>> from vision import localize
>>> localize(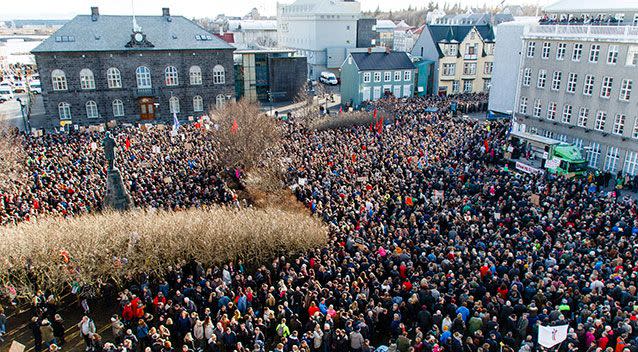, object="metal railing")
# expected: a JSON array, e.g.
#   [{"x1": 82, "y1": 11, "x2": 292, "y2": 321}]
[{"x1": 525, "y1": 25, "x2": 638, "y2": 42}]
